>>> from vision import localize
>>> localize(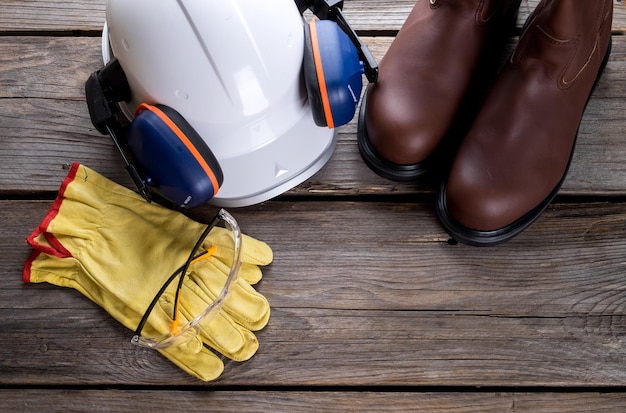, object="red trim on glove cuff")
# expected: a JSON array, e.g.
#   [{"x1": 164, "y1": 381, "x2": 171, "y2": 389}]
[
  {"x1": 22, "y1": 250, "x2": 42, "y2": 283},
  {"x1": 24, "y1": 162, "x2": 80, "y2": 259}
]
